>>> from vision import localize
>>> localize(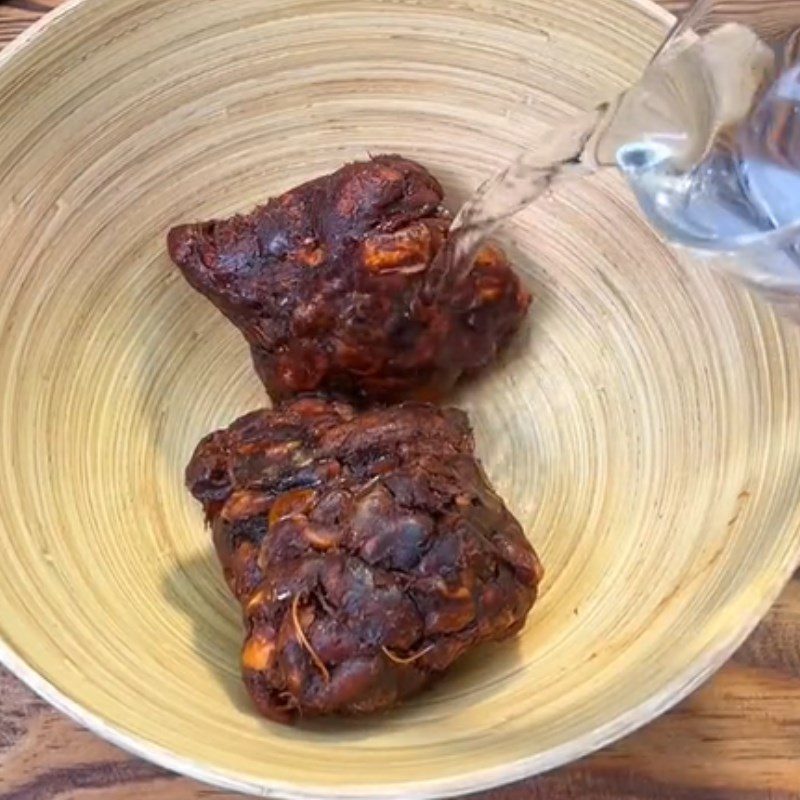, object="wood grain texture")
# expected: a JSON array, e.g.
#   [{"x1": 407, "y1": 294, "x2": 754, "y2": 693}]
[
  {"x1": 659, "y1": 0, "x2": 800, "y2": 42},
  {"x1": 3, "y1": 576, "x2": 799, "y2": 799},
  {"x1": 0, "y1": 1, "x2": 58, "y2": 46},
  {"x1": 1, "y1": 1, "x2": 800, "y2": 798}
]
